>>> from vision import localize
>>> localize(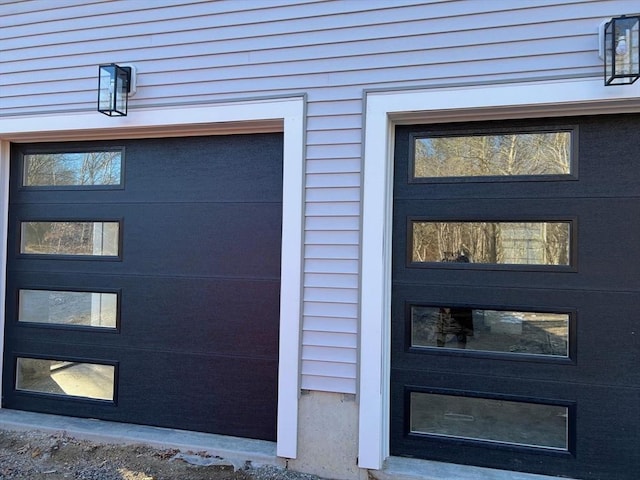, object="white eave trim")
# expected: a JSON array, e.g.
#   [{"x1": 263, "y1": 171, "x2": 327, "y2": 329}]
[
  {"x1": 0, "y1": 97, "x2": 306, "y2": 460},
  {"x1": 358, "y1": 77, "x2": 640, "y2": 470}
]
